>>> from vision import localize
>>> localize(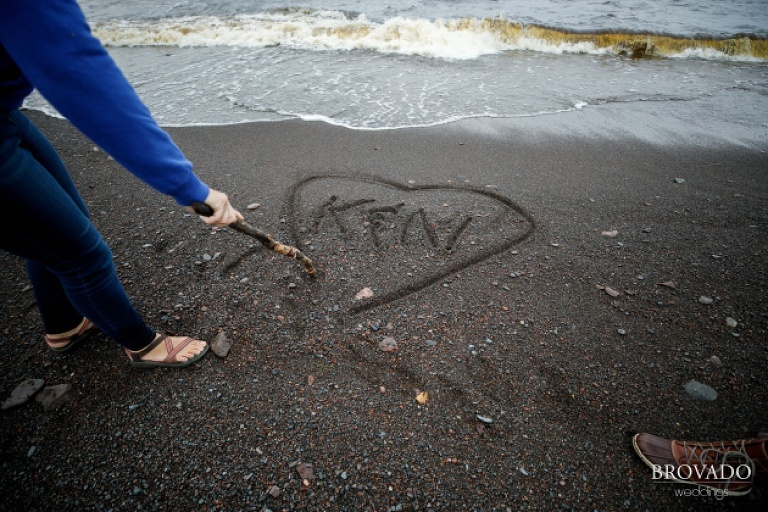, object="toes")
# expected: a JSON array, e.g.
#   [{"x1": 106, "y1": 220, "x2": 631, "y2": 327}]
[{"x1": 176, "y1": 339, "x2": 206, "y2": 362}]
